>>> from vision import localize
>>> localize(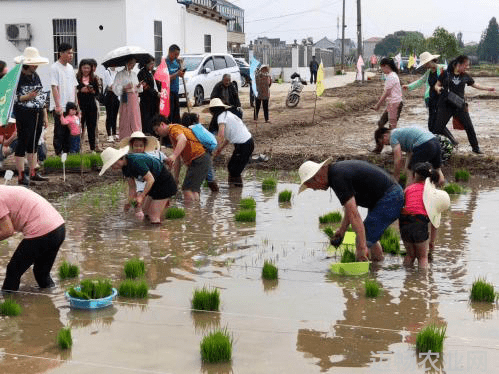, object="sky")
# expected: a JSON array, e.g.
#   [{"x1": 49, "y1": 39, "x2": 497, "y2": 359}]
[{"x1": 231, "y1": 0, "x2": 499, "y2": 45}]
